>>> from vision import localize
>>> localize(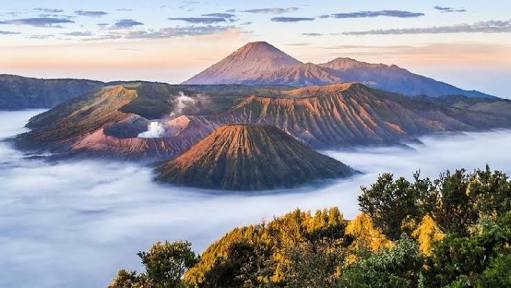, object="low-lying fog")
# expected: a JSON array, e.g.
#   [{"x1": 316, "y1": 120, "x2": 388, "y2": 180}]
[{"x1": 1, "y1": 110, "x2": 511, "y2": 288}]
